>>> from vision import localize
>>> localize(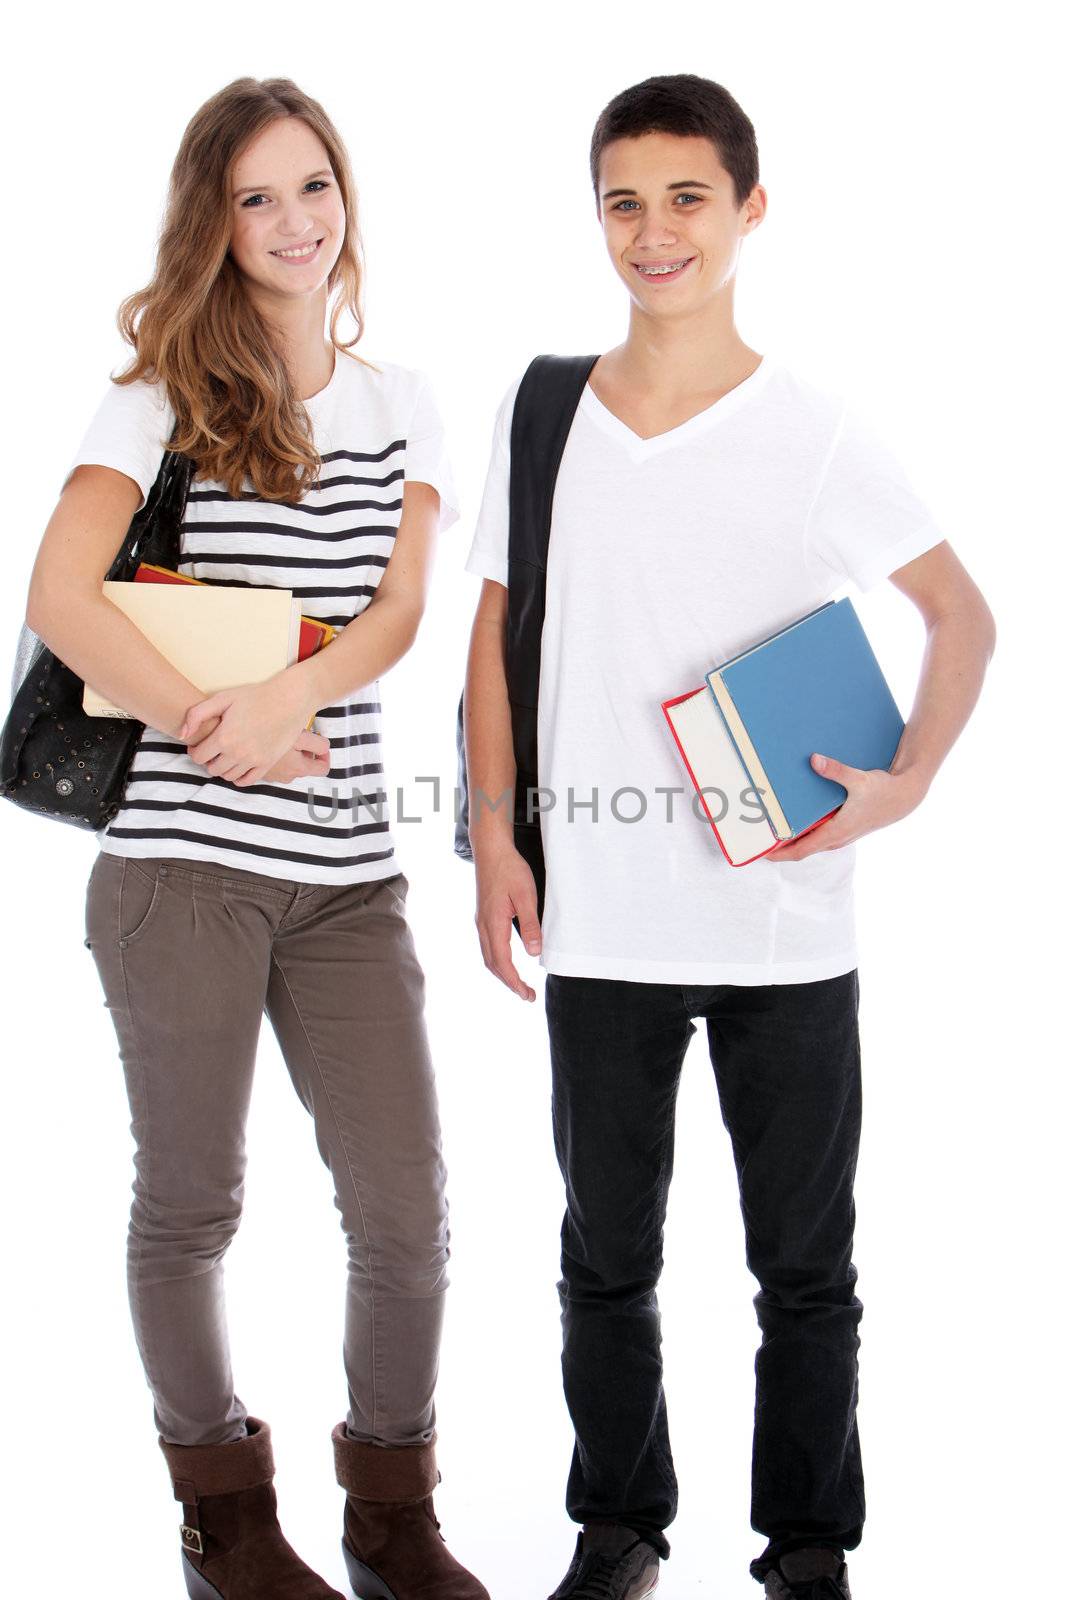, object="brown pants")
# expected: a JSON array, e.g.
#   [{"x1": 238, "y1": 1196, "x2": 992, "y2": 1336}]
[{"x1": 84, "y1": 851, "x2": 450, "y2": 1449}]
